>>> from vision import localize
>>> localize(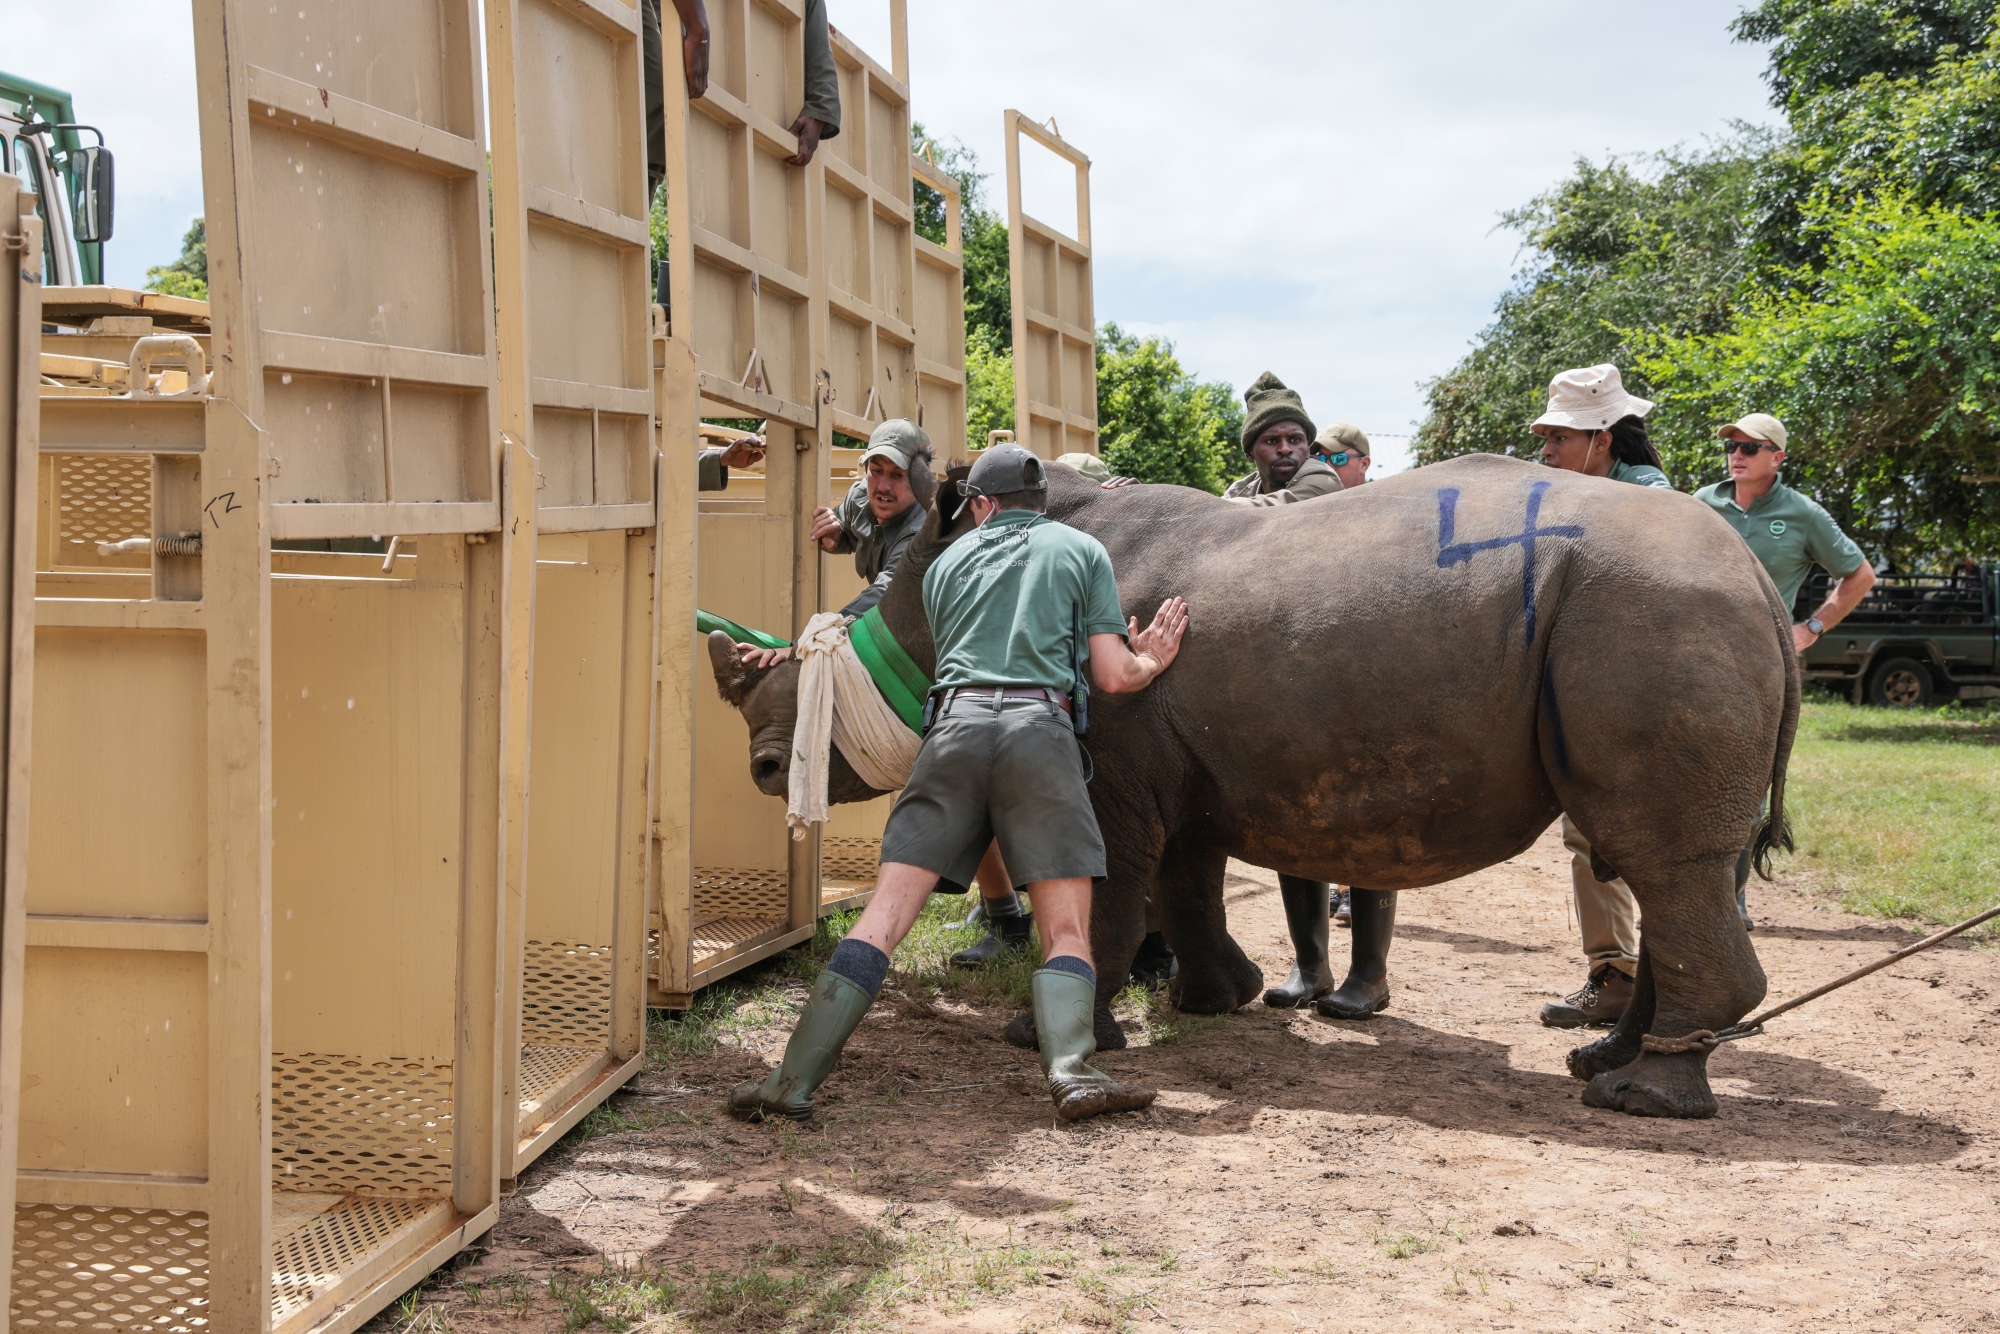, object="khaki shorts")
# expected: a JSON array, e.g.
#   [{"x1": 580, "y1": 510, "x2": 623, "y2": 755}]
[{"x1": 879, "y1": 691, "x2": 1105, "y2": 887}]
